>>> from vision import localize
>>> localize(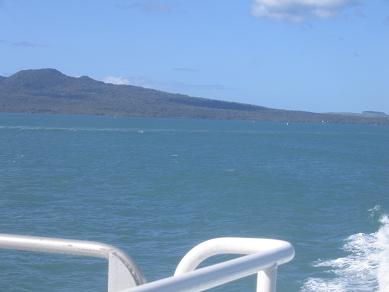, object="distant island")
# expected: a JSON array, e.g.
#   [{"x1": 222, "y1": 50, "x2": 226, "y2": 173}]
[{"x1": 0, "y1": 68, "x2": 388, "y2": 124}]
